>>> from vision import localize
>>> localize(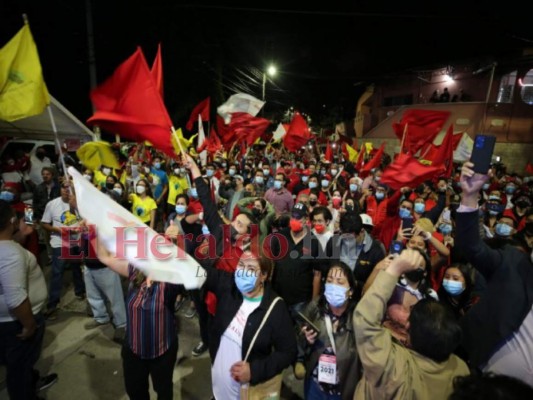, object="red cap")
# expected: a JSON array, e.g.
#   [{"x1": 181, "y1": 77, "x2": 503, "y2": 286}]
[
  {"x1": 323, "y1": 174, "x2": 332, "y2": 181},
  {"x1": 302, "y1": 169, "x2": 311, "y2": 176}
]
